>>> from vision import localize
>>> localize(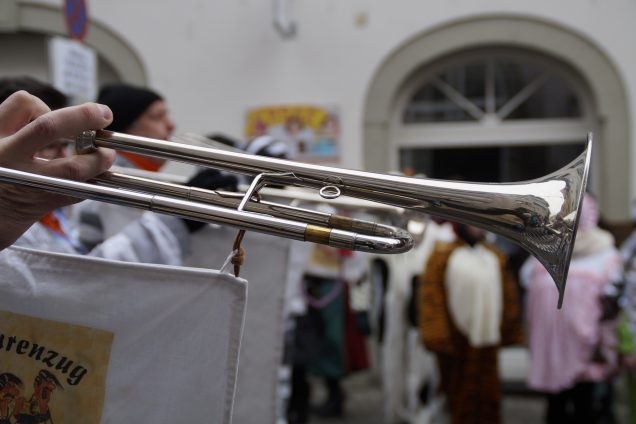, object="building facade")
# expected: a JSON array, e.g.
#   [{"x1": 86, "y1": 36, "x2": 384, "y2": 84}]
[{"x1": 1, "y1": 0, "x2": 634, "y2": 223}]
